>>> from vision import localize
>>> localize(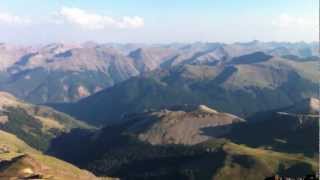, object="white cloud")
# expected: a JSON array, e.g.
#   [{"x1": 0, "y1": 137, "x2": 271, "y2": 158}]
[
  {"x1": 0, "y1": 12, "x2": 31, "y2": 25},
  {"x1": 58, "y1": 7, "x2": 144, "y2": 30},
  {"x1": 272, "y1": 13, "x2": 316, "y2": 29}
]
